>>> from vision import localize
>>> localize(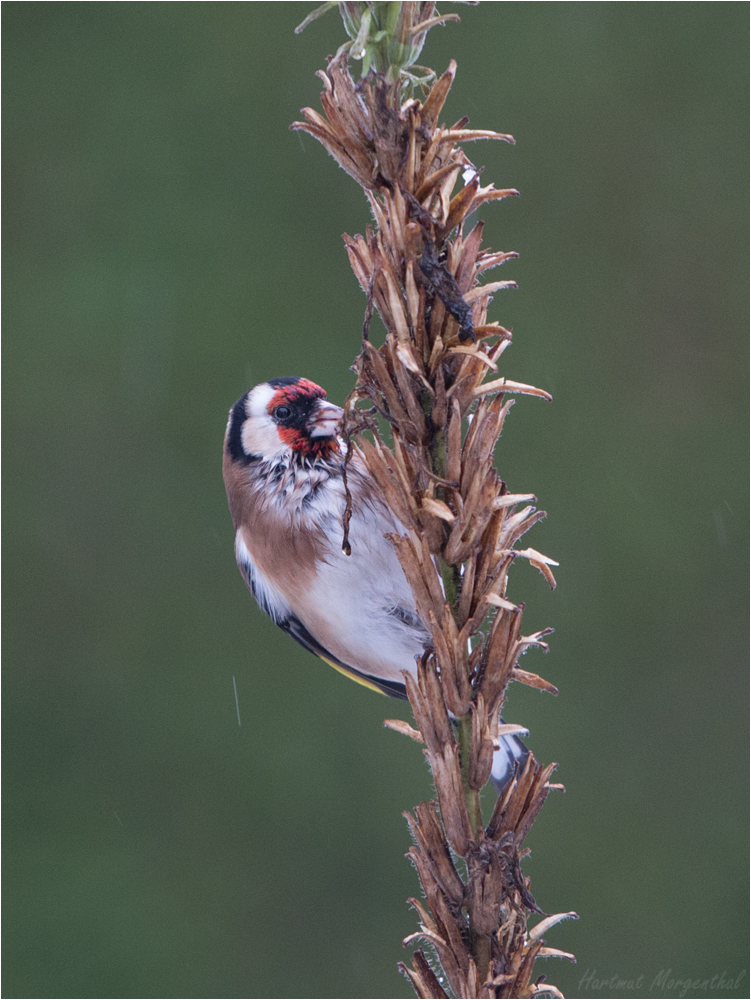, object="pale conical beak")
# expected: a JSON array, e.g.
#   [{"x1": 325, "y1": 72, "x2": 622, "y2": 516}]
[{"x1": 308, "y1": 401, "x2": 343, "y2": 439}]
